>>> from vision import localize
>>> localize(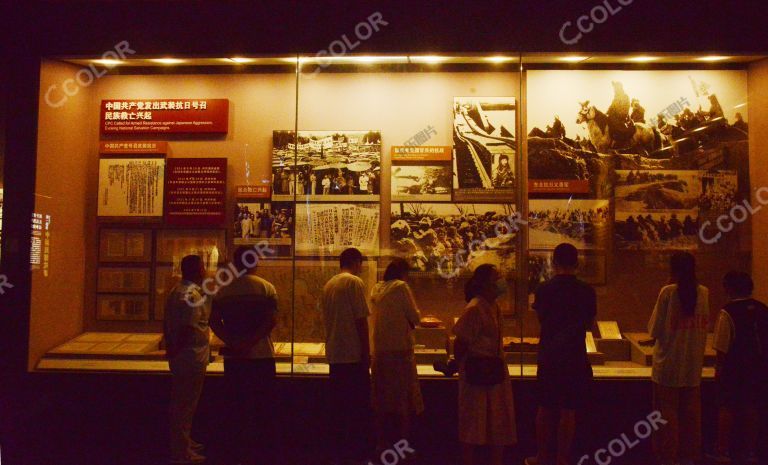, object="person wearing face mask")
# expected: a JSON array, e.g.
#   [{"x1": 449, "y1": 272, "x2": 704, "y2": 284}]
[
  {"x1": 452, "y1": 264, "x2": 517, "y2": 465},
  {"x1": 526, "y1": 243, "x2": 597, "y2": 465}
]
